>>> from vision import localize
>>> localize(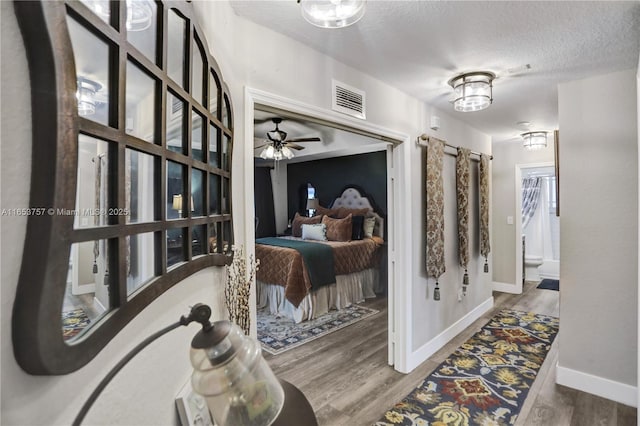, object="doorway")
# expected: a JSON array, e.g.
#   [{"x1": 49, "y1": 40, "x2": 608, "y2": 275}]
[
  {"x1": 244, "y1": 88, "x2": 411, "y2": 370},
  {"x1": 516, "y1": 162, "x2": 560, "y2": 291}
]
